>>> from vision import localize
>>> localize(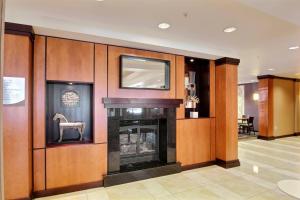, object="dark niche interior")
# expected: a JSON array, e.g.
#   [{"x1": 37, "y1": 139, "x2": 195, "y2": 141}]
[
  {"x1": 107, "y1": 107, "x2": 176, "y2": 174},
  {"x1": 185, "y1": 57, "x2": 210, "y2": 118},
  {"x1": 46, "y1": 82, "x2": 93, "y2": 145}
]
